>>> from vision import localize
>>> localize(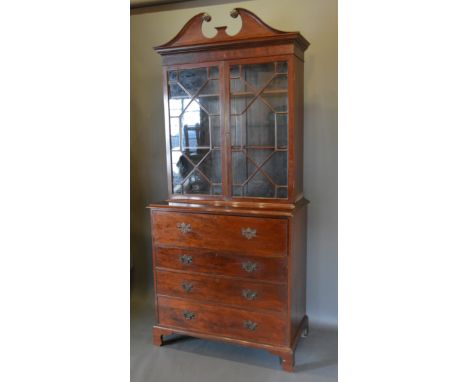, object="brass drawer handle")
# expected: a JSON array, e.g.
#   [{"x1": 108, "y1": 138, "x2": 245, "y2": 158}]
[
  {"x1": 243, "y1": 320, "x2": 257, "y2": 331},
  {"x1": 179, "y1": 254, "x2": 193, "y2": 265},
  {"x1": 181, "y1": 282, "x2": 193, "y2": 293},
  {"x1": 241, "y1": 261, "x2": 257, "y2": 273},
  {"x1": 183, "y1": 310, "x2": 196, "y2": 320},
  {"x1": 242, "y1": 289, "x2": 257, "y2": 300},
  {"x1": 177, "y1": 222, "x2": 192, "y2": 234},
  {"x1": 241, "y1": 227, "x2": 256, "y2": 240}
]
